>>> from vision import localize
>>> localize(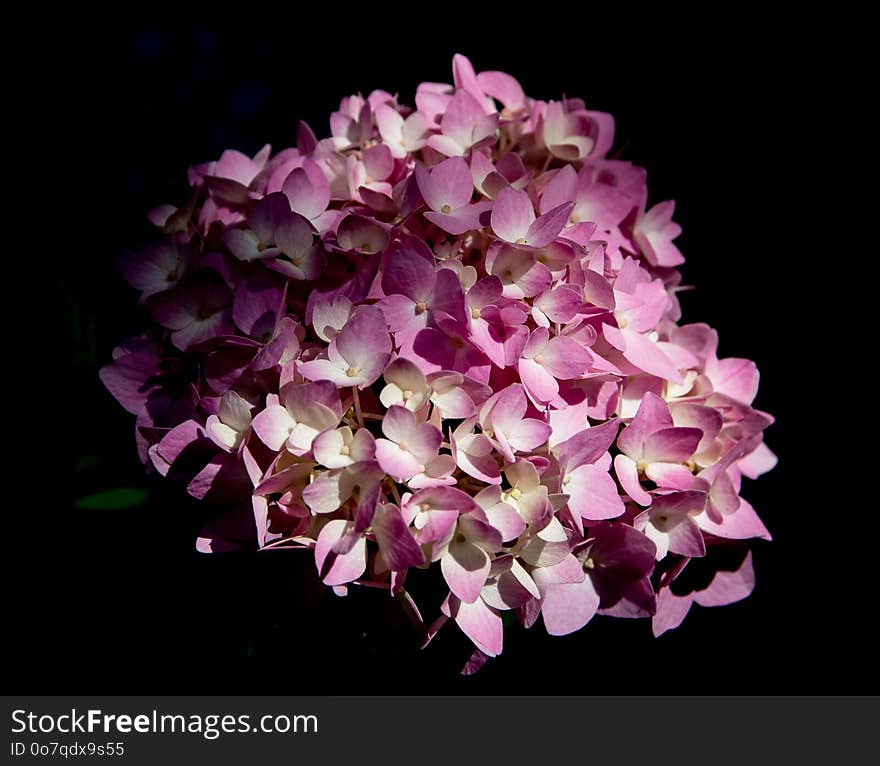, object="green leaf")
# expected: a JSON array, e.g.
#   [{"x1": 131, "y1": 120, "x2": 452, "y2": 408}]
[{"x1": 73, "y1": 487, "x2": 149, "y2": 511}]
